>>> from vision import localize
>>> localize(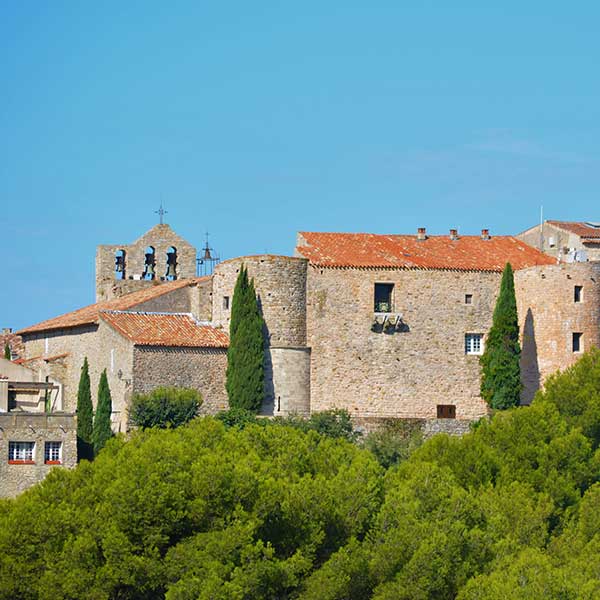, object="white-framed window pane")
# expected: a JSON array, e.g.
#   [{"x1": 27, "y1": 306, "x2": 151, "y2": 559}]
[
  {"x1": 44, "y1": 442, "x2": 62, "y2": 463},
  {"x1": 8, "y1": 441, "x2": 35, "y2": 462},
  {"x1": 465, "y1": 333, "x2": 484, "y2": 355}
]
